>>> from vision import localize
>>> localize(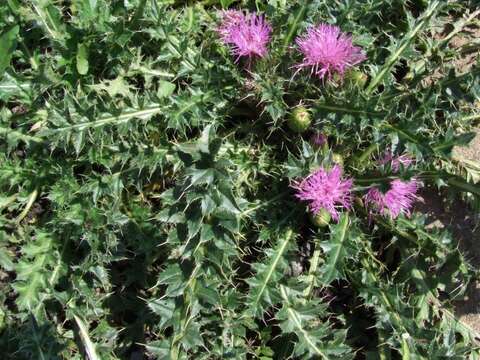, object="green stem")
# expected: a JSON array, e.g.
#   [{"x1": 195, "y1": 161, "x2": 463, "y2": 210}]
[
  {"x1": 15, "y1": 188, "x2": 39, "y2": 224},
  {"x1": 361, "y1": 258, "x2": 412, "y2": 337},
  {"x1": 33, "y1": 236, "x2": 69, "y2": 316},
  {"x1": 447, "y1": 177, "x2": 480, "y2": 197},
  {"x1": 170, "y1": 263, "x2": 201, "y2": 360},
  {"x1": 401, "y1": 334, "x2": 411, "y2": 360},
  {"x1": 404, "y1": 9, "x2": 480, "y2": 85},
  {"x1": 354, "y1": 176, "x2": 402, "y2": 184},
  {"x1": 316, "y1": 102, "x2": 386, "y2": 118},
  {"x1": 303, "y1": 238, "x2": 321, "y2": 298}
]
